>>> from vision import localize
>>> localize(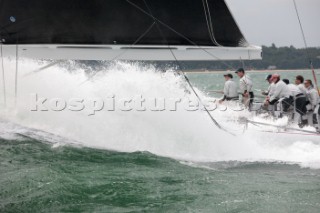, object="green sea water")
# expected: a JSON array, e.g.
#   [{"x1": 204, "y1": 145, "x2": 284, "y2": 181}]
[
  {"x1": 1, "y1": 63, "x2": 320, "y2": 212},
  {"x1": 1, "y1": 139, "x2": 320, "y2": 213}
]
